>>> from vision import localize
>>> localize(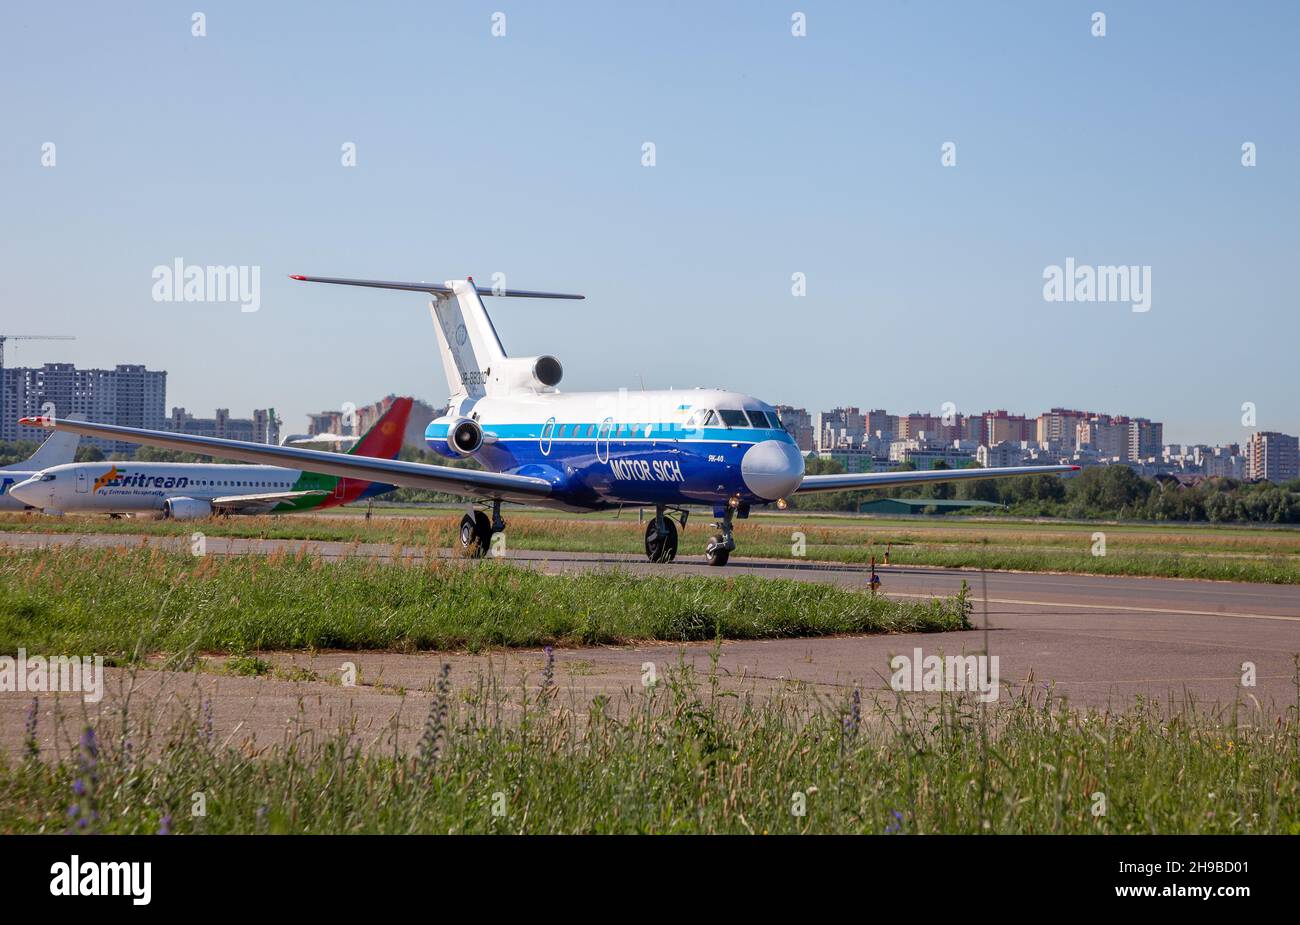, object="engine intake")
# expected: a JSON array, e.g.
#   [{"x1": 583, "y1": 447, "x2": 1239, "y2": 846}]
[
  {"x1": 491, "y1": 355, "x2": 564, "y2": 393},
  {"x1": 533, "y1": 355, "x2": 563, "y2": 388},
  {"x1": 448, "y1": 417, "x2": 484, "y2": 455}
]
